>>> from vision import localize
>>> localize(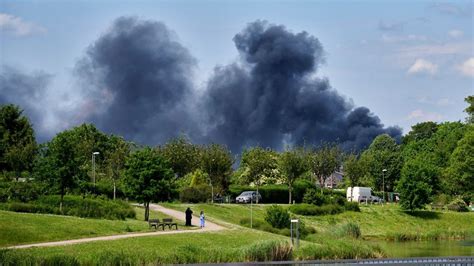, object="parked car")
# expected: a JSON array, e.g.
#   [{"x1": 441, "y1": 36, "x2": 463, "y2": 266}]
[
  {"x1": 236, "y1": 191, "x2": 262, "y2": 203},
  {"x1": 370, "y1": 195, "x2": 383, "y2": 203}
]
